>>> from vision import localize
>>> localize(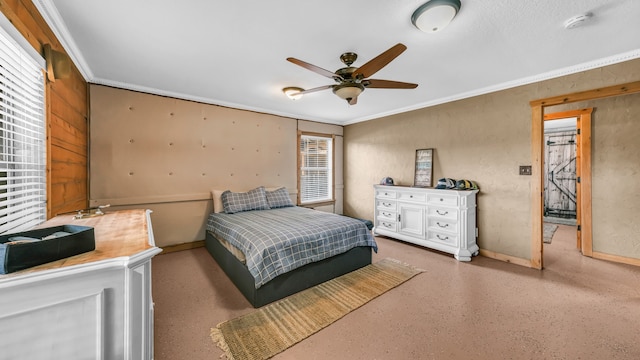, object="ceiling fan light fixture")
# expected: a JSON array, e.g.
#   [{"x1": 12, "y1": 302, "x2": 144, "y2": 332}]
[
  {"x1": 283, "y1": 87, "x2": 303, "y2": 100},
  {"x1": 412, "y1": 0, "x2": 461, "y2": 33},
  {"x1": 333, "y1": 83, "x2": 364, "y2": 101}
]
